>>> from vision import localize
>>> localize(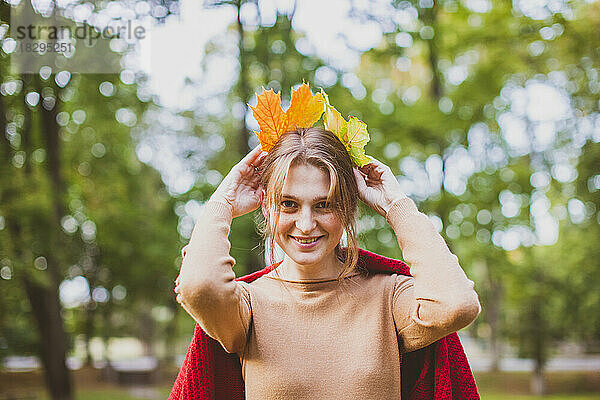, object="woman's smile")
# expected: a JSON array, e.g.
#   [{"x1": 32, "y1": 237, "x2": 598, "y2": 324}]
[{"x1": 289, "y1": 235, "x2": 325, "y2": 247}]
